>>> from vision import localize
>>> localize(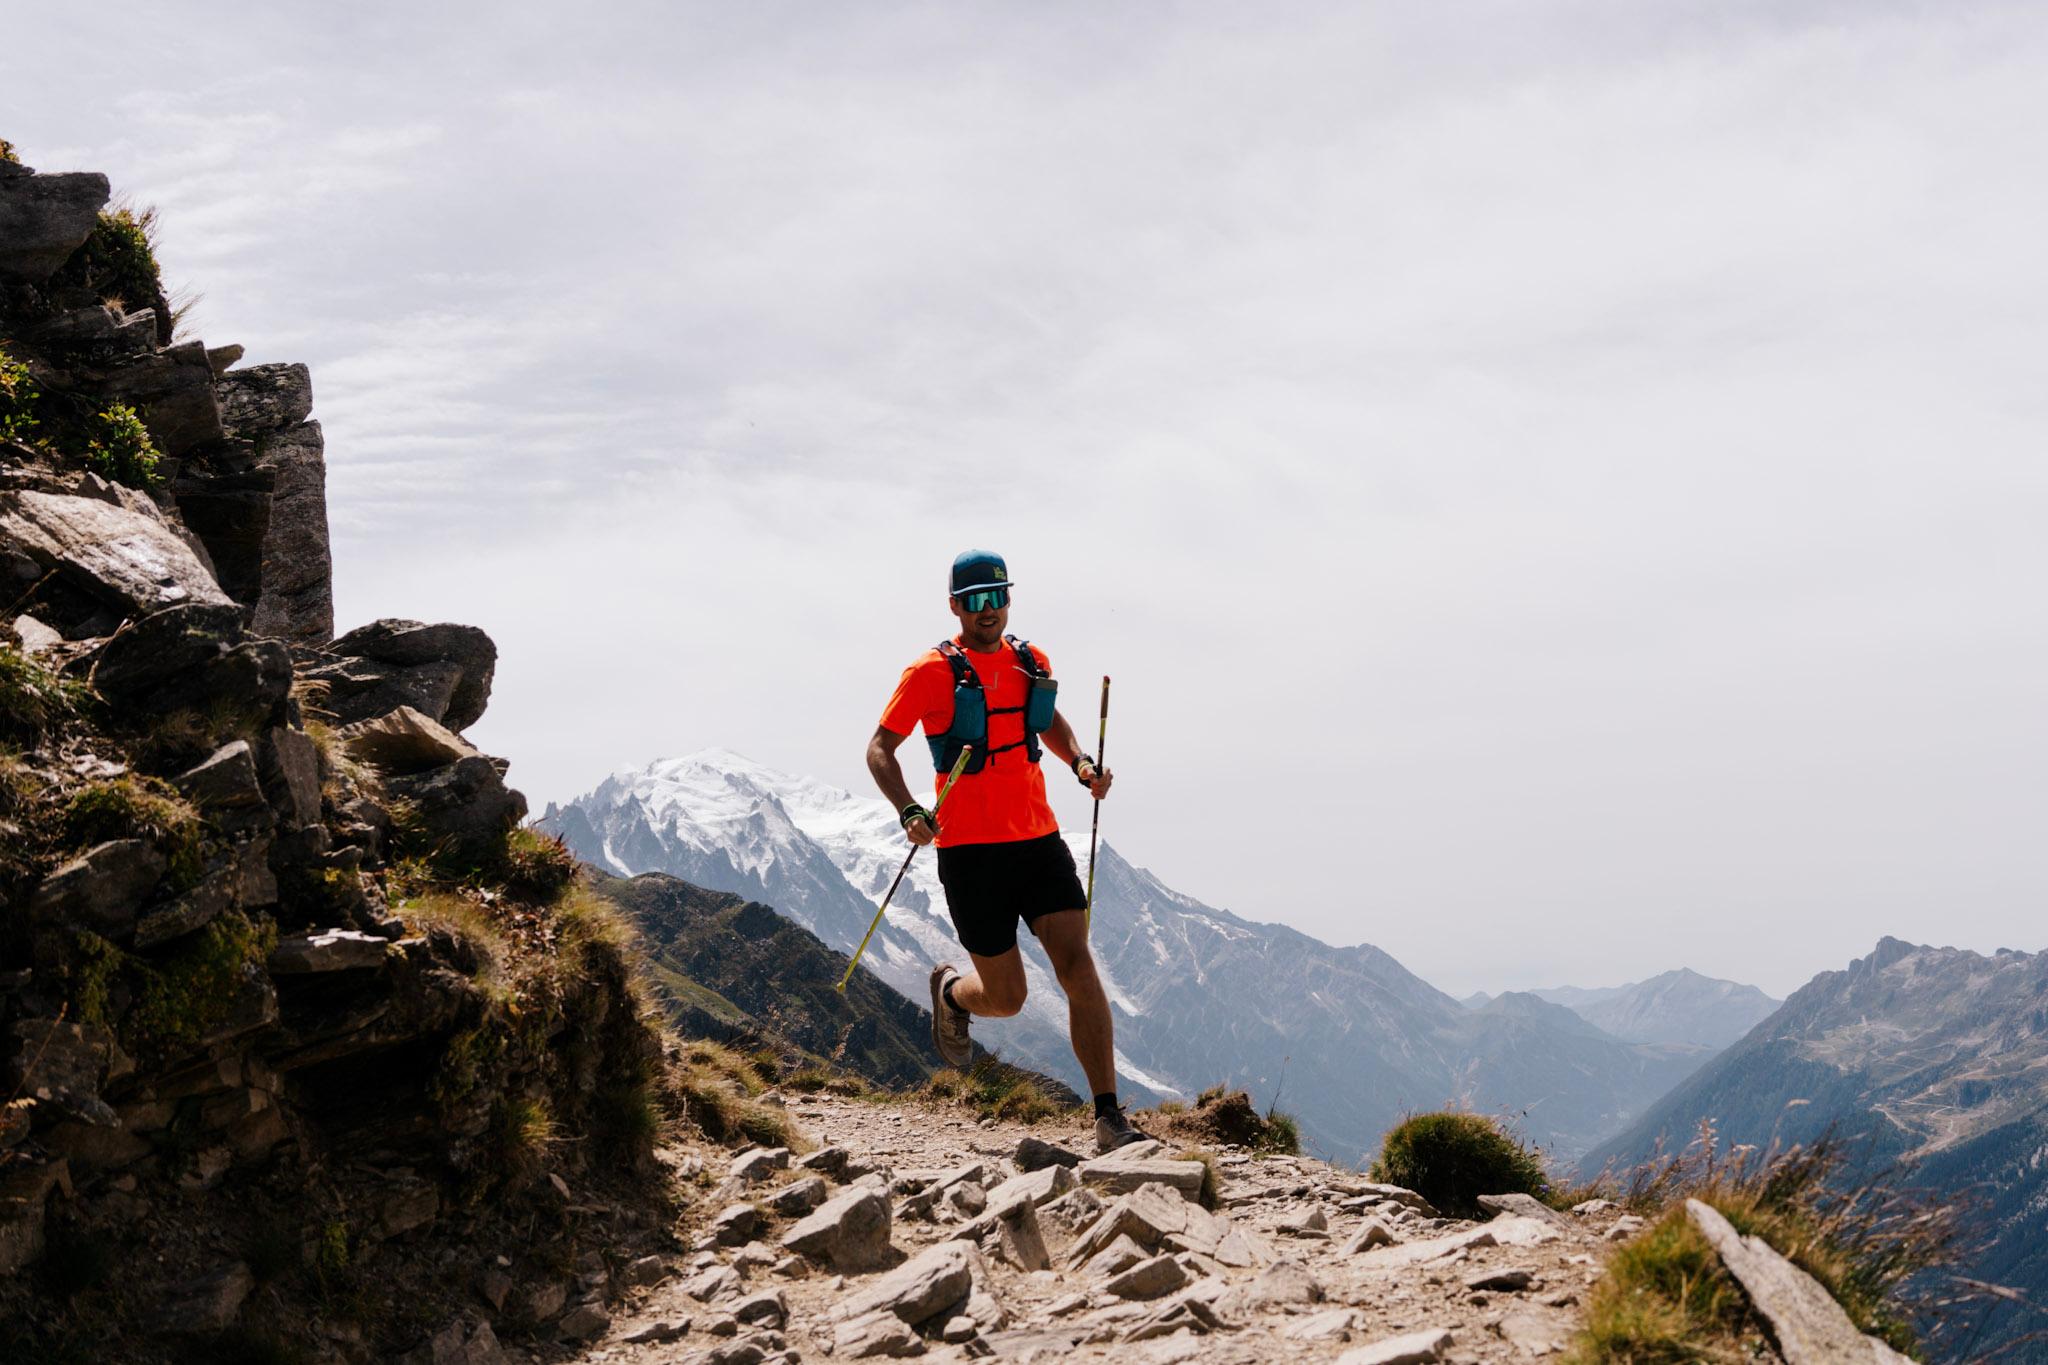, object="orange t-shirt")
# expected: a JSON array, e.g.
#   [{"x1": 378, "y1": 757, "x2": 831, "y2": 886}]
[{"x1": 879, "y1": 638, "x2": 1059, "y2": 847}]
